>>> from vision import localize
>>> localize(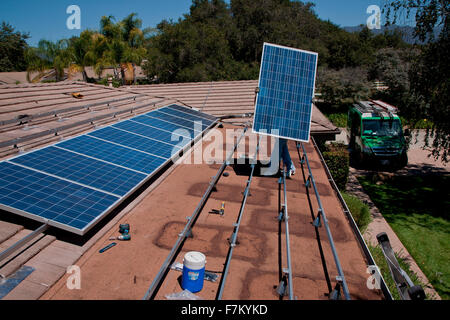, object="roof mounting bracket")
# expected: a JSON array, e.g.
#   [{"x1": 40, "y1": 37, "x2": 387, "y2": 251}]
[
  {"x1": 329, "y1": 276, "x2": 343, "y2": 300},
  {"x1": 185, "y1": 229, "x2": 193, "y2": 239},
  {"x1": 313, "y1": 215, "x2": 321, "y2": 228},
  {"x1": 305, "y1": 176, "x2": 311, "y2": 188},
  {"x1": 278, "y1": 205, "x2": 285, "y2": 222},
  {"x1": 276, "y1": 276, "x2": 289, "y2": 297},
  {"x1": 276, "y1": 268, "x2": 292, "y2": 297}
]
